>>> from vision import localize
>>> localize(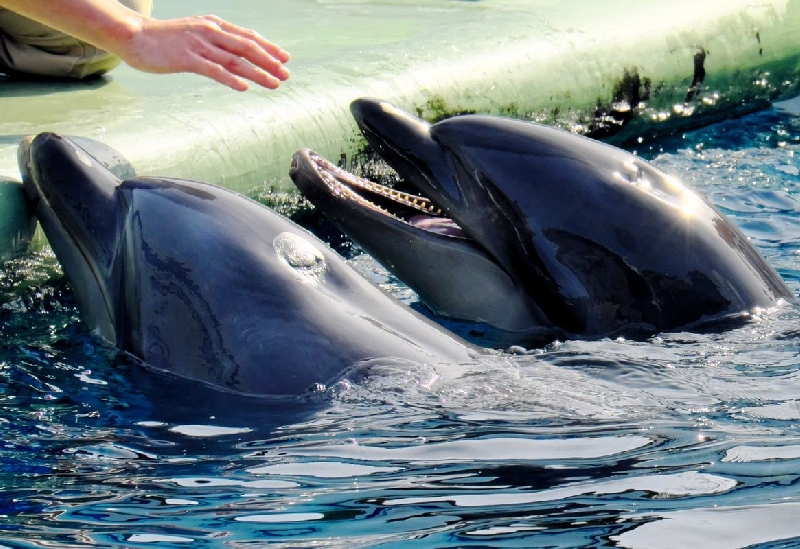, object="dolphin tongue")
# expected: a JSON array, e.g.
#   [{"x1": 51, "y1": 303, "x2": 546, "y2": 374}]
[{"x1": 408, "y1": 215, "x2": 465, "y2": 237}]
